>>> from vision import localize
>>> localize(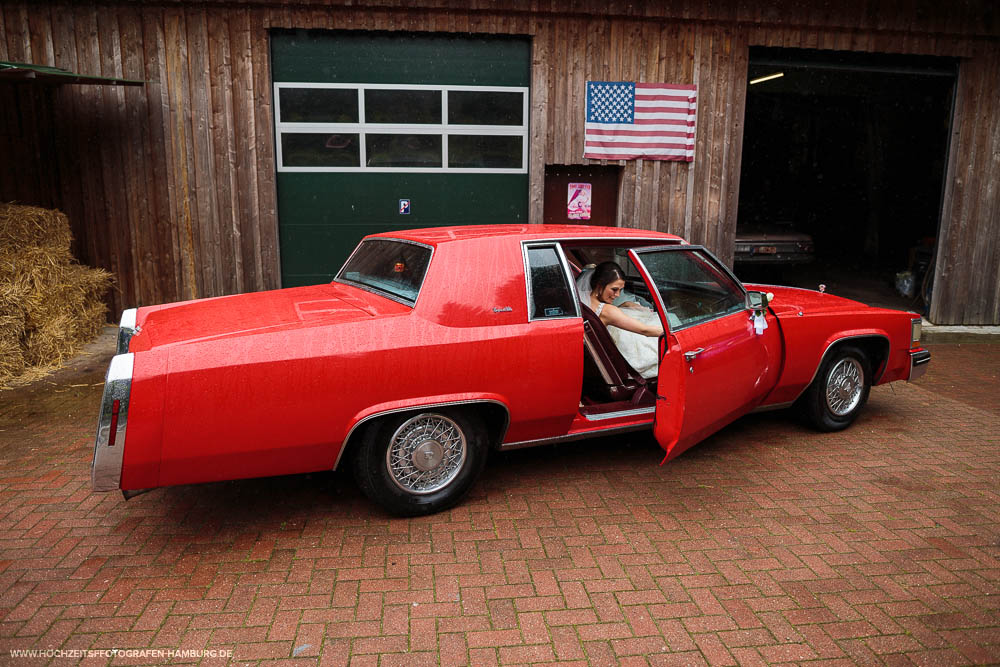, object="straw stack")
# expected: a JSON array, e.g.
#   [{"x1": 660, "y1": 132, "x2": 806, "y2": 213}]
[{"x1": 0, "y1": 203, "x2": 112, "y2": 387}]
